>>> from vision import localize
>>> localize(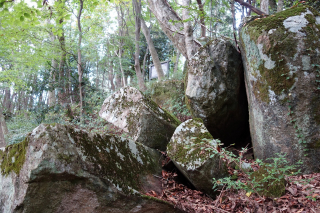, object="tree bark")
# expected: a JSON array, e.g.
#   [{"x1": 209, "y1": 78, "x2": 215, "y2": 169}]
[
  {"x1": 277, "y1": 0, "x2": 284, "y2": 12},
  {"x1": 269, "y1": 0, "x2": 277, "y2": 13},
  {"x1": 147, "y1": 0, "x2": 199, "y2": 59},
  {"x1": 132, "y1": 0, "x2": 147, "y2": 90},
  {"x1": 141, "y1": 18, "x2": 165, "y2": 80},
  {"x1": 182, "y1": 0, "x2": 195, "y2": 59},
  {"x1": 115, "y1": 5, "x2": 127, "y2": 88},
  {"x1": 77, "y1": 0, "x2": 84, "y2": 122},
  {"x1": 196, "y1": 0, "x2": 206, "y2": 37},
  {"x1": 0, "y1": 112, "x2": 5, "y2": 147},
  {"x1": 48, "y1": 31, "x2": 57, "y2": 107},
  {"x1": 142, "y1": 47, "x2": 149, "y2": 79},
  {"x1": 260, "y1": 0, "x2": 269, "y2": 15},
  {"x1": 3, "y1": 87, "x2": 11, "y2": 111}
]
